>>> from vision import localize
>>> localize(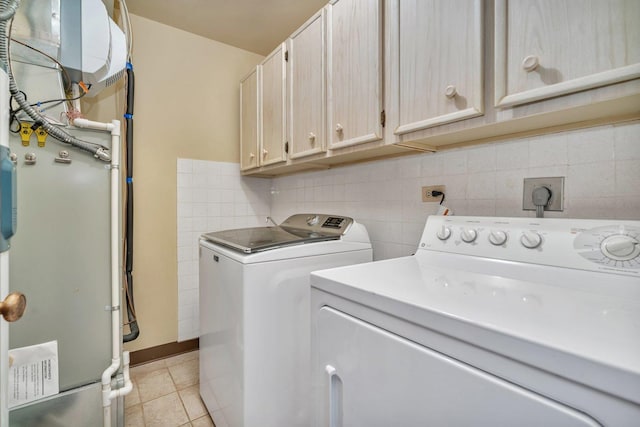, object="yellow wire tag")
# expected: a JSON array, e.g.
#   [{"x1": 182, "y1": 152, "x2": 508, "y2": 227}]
[
  {"x1": 20, "y1": 123, "x2": 33, "y2": 146},
  {"x1": 35, "y1": 127, "x2": 48, "y2": 147}
]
